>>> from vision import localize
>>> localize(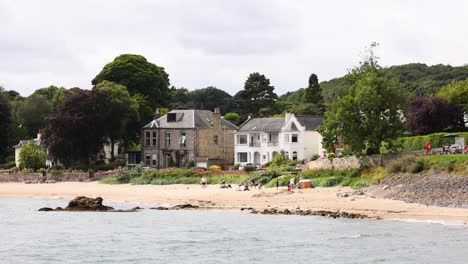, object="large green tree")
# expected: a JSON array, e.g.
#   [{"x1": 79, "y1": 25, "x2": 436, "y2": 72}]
[
  {"x1": 234, "y1": 72, "x2": 278, "y2": 116},
  {"x1": 190, "y1": 86, "x2": 233, "y2": 113},
  {"x1": 95, "y1": 81, "x2": 139, "y2": 159},
  {"x1": 318, "y1": 44, "x2": 406, "y2": 155},
  {"x1": 92, "y1": 54, "x2": 170, "y2": 108},
  {"x1": 32, "y1": 85, "x2": 71, "y2": 111},
  {"x1": 169, "y1": 87, "x2": 192, "y2": 109},
  {"x1": 17, "y1": 94, "x2": 52, "y2": 138},
  {"x1": 437, "y1": 79, "x2": 468, "y2": 127}
]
